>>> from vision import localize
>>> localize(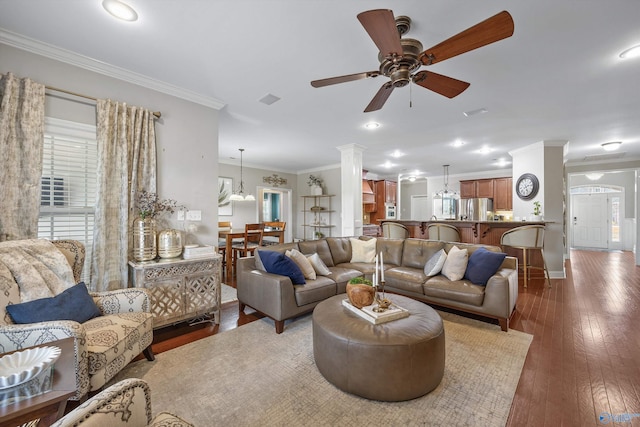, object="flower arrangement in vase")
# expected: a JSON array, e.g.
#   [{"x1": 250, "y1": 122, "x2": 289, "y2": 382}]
[
  {"x1": 307, "y1": 175, "x2": 324, "y2": 196},
  {"x1": 133, "y1": 191, "x2": 184, "y2": 261}
]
